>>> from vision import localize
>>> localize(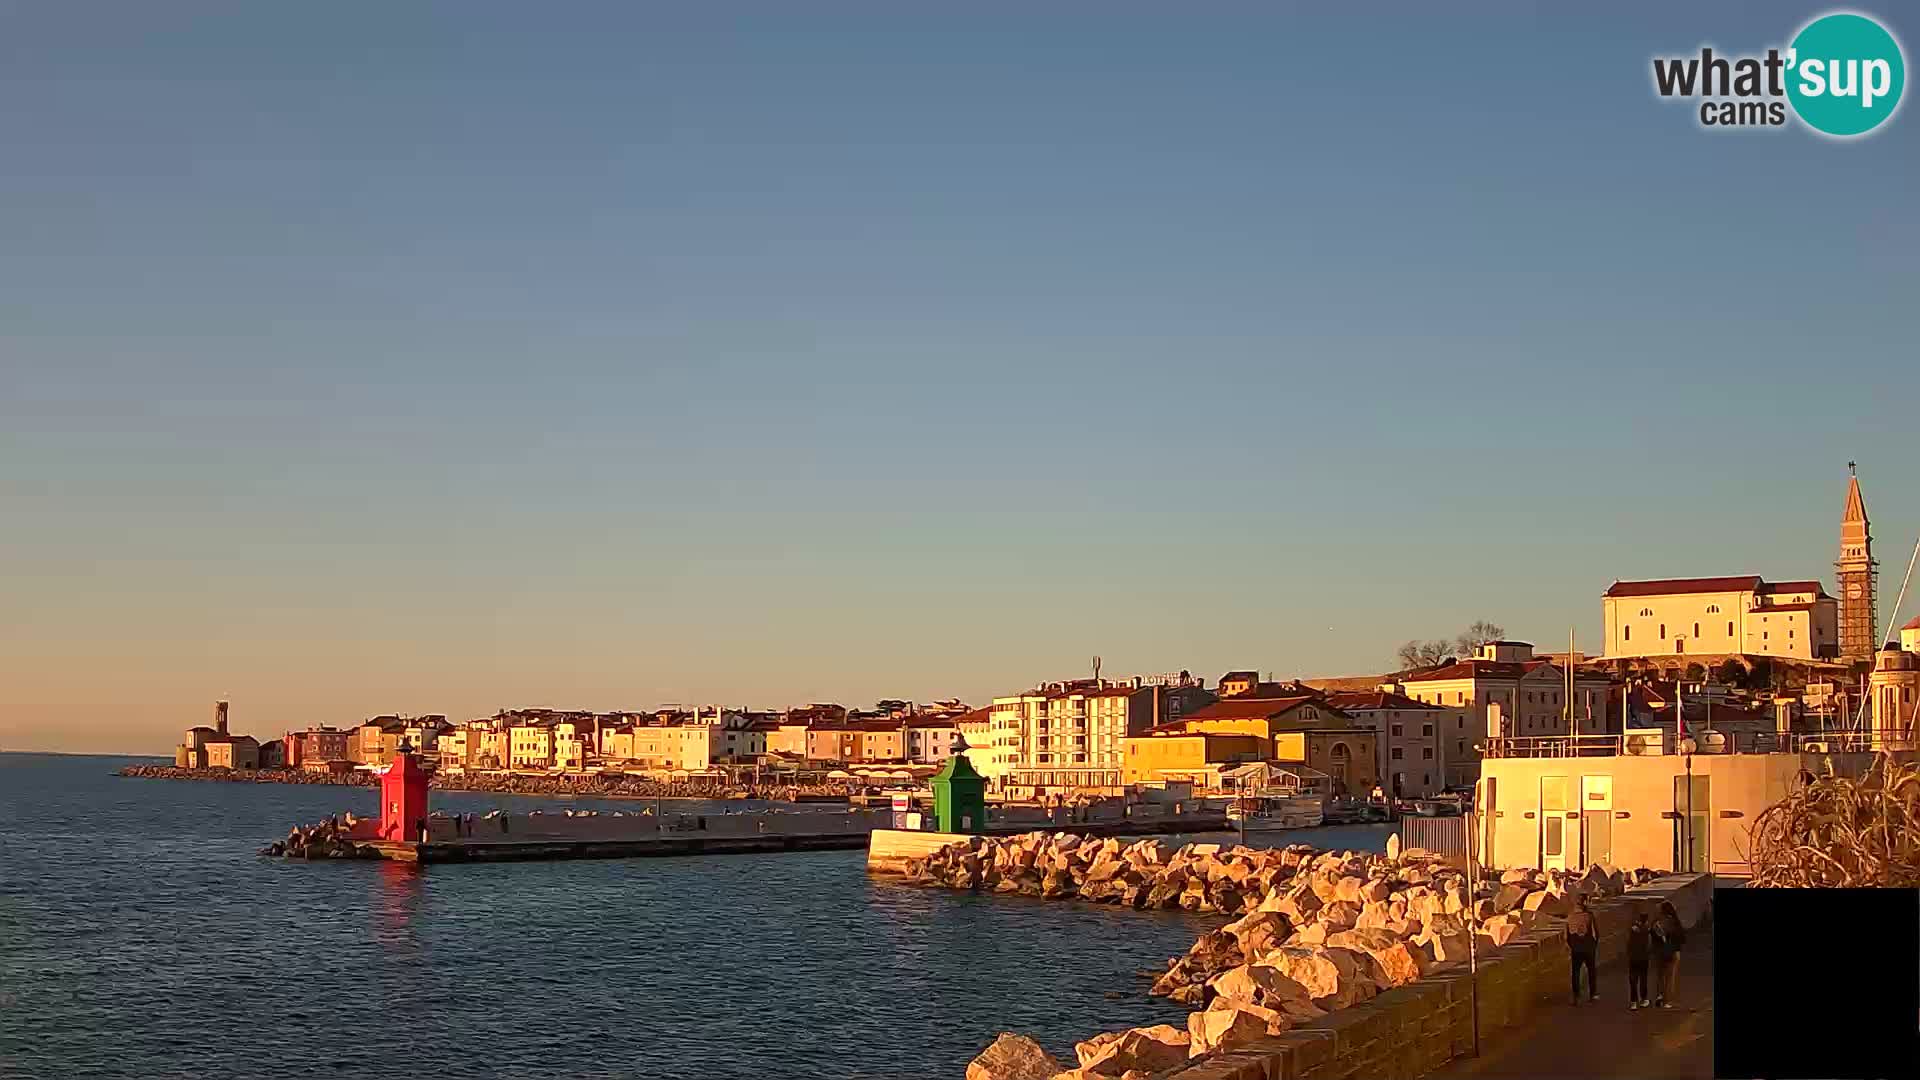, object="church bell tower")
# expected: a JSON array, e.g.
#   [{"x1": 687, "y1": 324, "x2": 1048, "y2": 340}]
[{"x1": 1837, "y1": 464, "x2": 1878, "y2": 664}]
